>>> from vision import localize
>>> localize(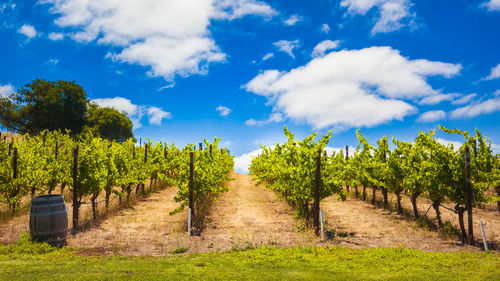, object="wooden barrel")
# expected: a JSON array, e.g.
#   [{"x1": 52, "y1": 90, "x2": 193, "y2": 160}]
[{"x1": 30, "y1": 195, "x2": 68, "y2": 247}]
